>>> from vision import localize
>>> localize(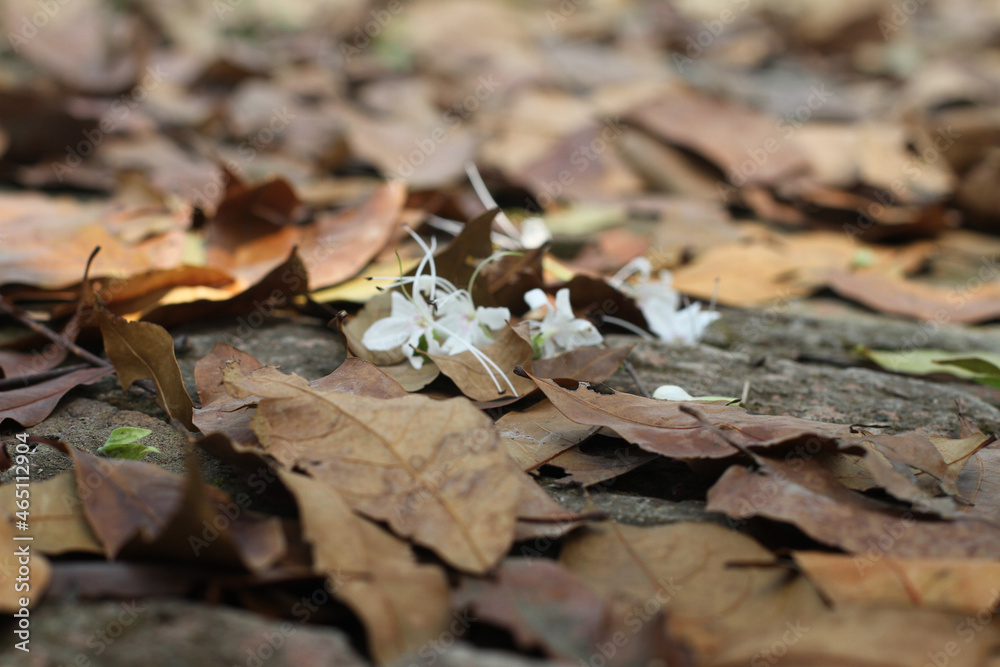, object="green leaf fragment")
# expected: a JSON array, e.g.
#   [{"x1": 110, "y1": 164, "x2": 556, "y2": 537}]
[
  {"x1": 97, "y1": 427, "x2": 159, "y2": 460},
  {"x1": 859, "y1": 347, "x2": 1000, "y2": 388}
]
